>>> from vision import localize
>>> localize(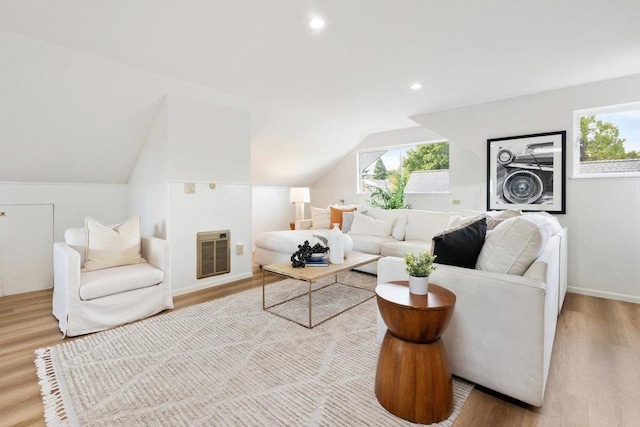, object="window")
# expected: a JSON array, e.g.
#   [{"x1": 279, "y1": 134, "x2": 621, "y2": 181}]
[
  {"x1": 573, "y1": 102, "x2": 640, "y2": 177},
  {"x1": 358, "y1": 140, "x2": 449, "y2": 194}
]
